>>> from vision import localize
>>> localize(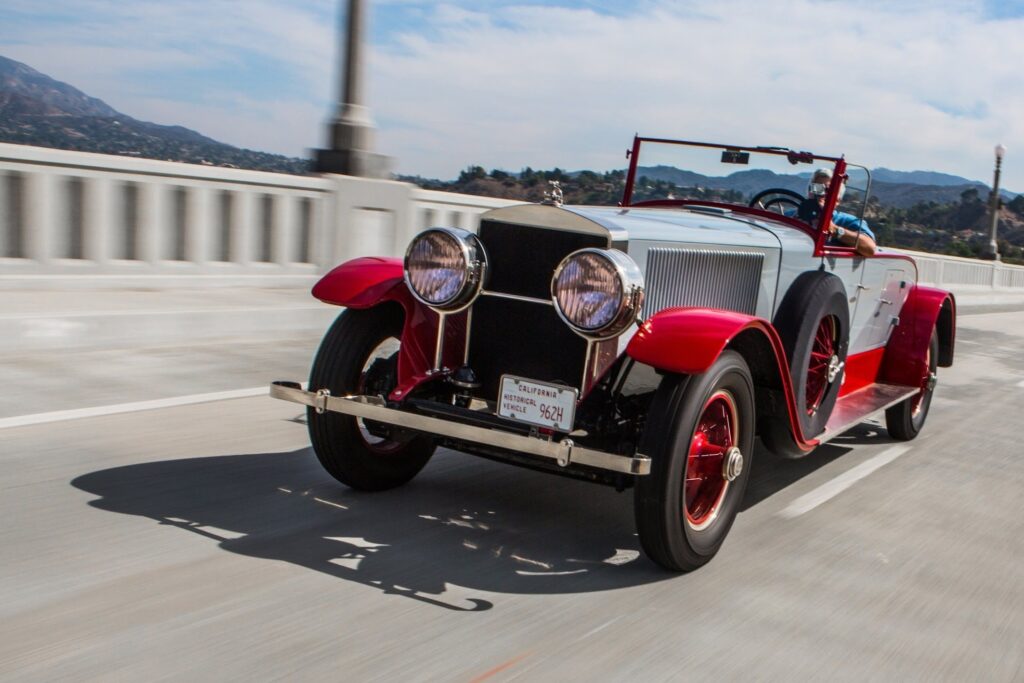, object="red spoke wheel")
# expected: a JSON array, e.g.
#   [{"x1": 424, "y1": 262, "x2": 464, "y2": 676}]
[
  {"x1": 910, "y1": 343, "x2": 932, "y2": 418},
  {"x1": 886, "y1": 329, "x2": 939, "y2": 441},
  {"x1": 761, "y1": 271, "x2": 849, "y2": 458},
  {"x1": 635, "y1": 351, "x2": 755, "y2": 572},
  {"x1": 805, "y1": 316, "x2": 838, "y2": 416},
  {"x1": 355, "y1": 337, "x2": 406, "y2": 455},
  {"x1": 308, "y1": 305, "x2": 436, "y2": 491},
  {"x1": 684, "y1": 391, "x2": 738, "y2": 530}
]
